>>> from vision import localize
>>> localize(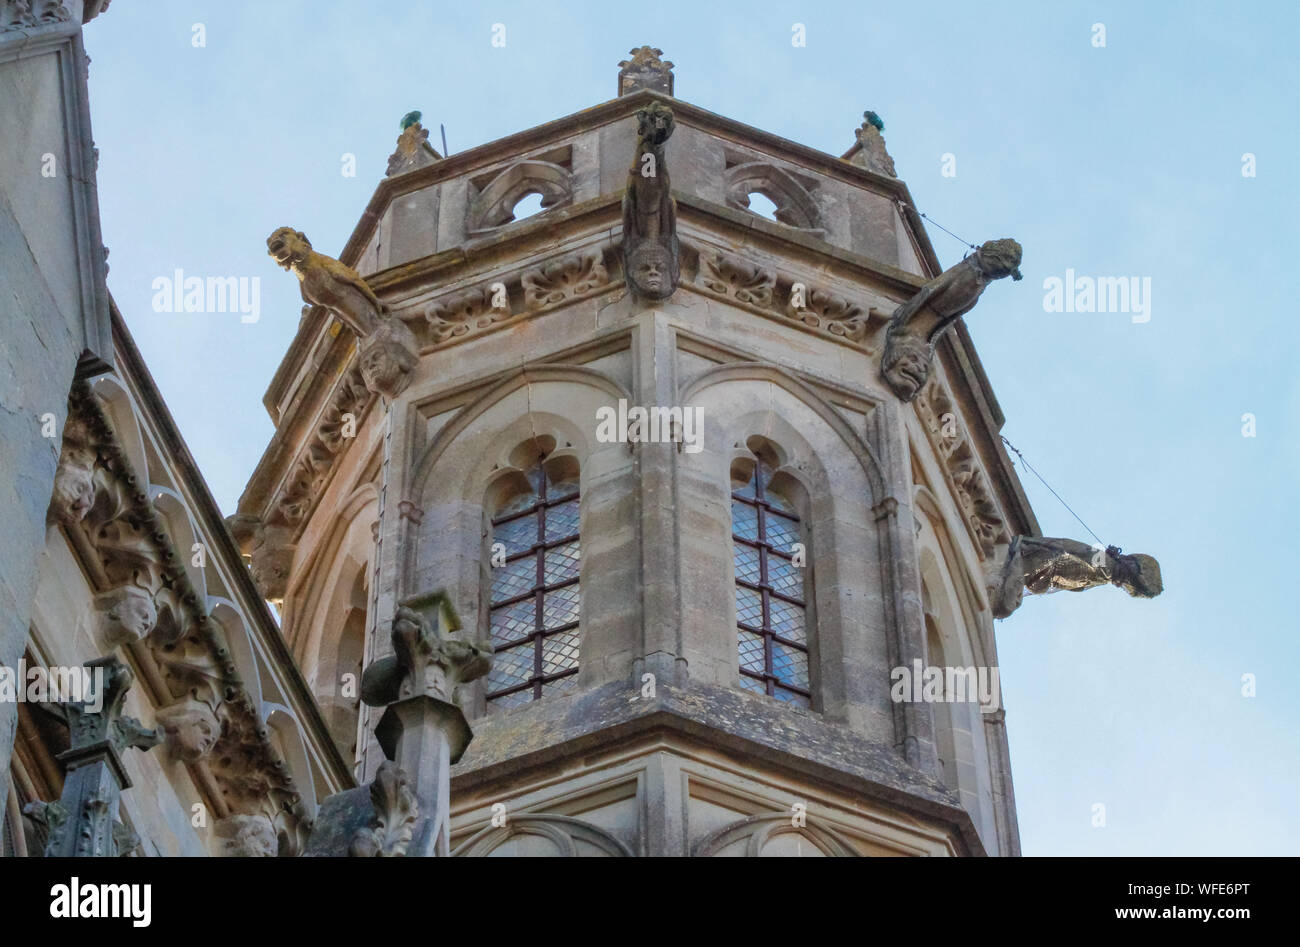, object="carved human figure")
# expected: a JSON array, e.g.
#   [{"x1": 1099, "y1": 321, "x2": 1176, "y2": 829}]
[
  {"x1": 881, "y1": 238, "x2": 1023, "y2": 401},
  {"x1": 214, "y1": 813, "x2": 279, "y2": 857},
  {"x1": 266, "y1": 227, "x2": 383, "y2": 337},
  {"x1": 156, "y1": 698, "x2": 221, "y2": 763},
  {"x1": 49, "y1": 417, "x2": 98, "y2": 526},
  {"x1": 622, "y1": 103, "x2": 679, "y2": 299},
  {"x1": 358, "y1": 318, "x2": 419, "y2": 399},
  {"x1": 95, "y1": 584, "x2": 158, "y2": 647},
  {"x1": 988, "y1": 536, "x2": 1163, "y2": 619}
]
